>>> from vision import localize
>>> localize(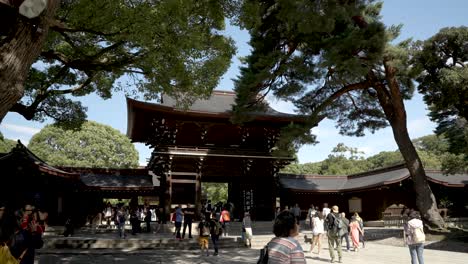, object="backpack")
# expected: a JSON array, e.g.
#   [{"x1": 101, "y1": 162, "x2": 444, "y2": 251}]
[
  {"x1": 211, "y1": 220, "x2": 223, "y2": 236},
  {"x1": 412, "y1": 227, "x2": 425, "y2": 243},
  {"x1": 328, "y1": 213, "x2": 344, "y2": 236},
  {"x1": 222, "y1": 211, "x2": 231, "y2": 222},
  {"x1": 257, "y1": 245, "x2": 269, "y2": 264}
]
